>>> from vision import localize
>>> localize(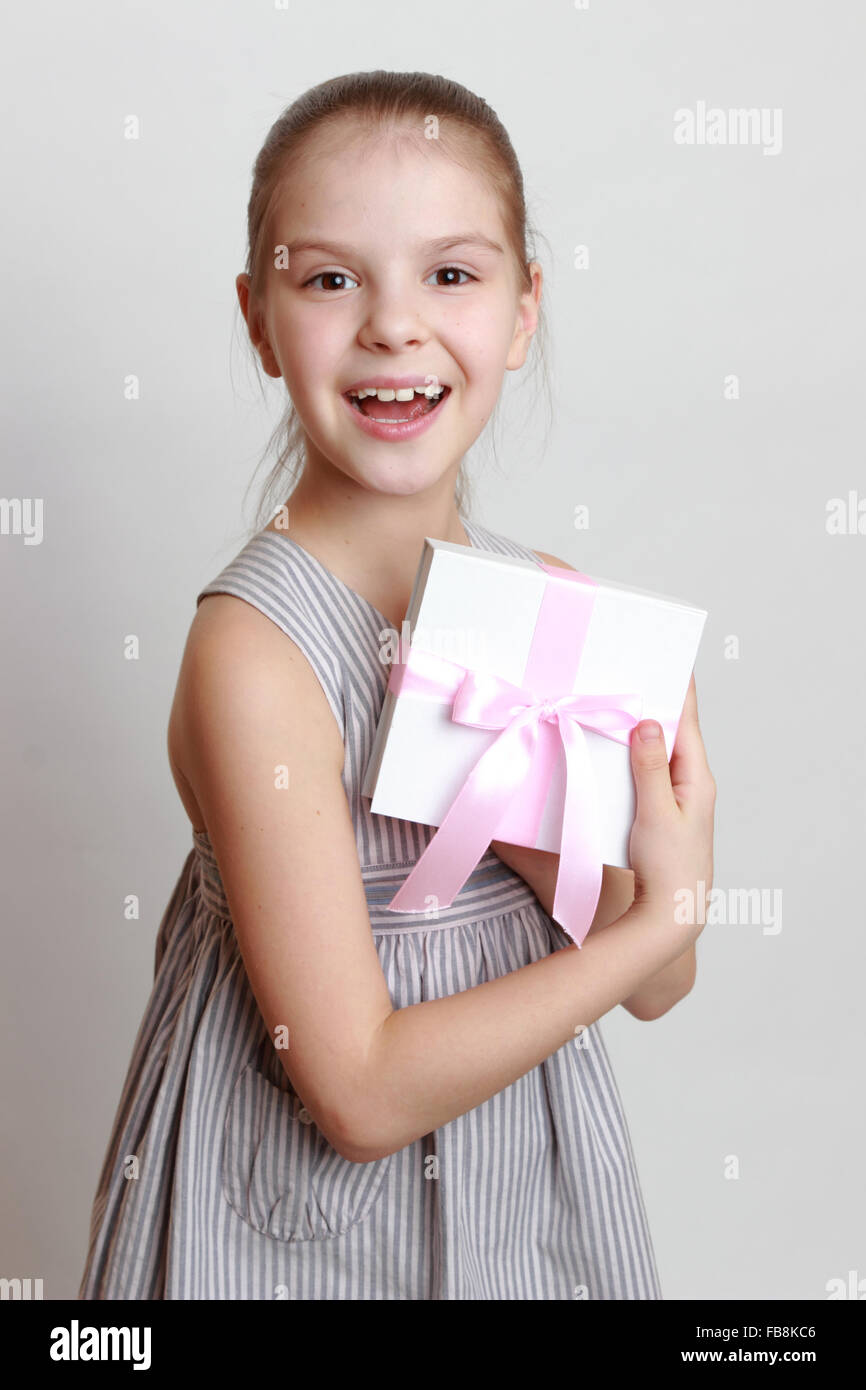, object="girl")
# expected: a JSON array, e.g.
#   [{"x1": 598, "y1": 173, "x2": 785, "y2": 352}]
[{"x1": 79, "y1": 70, "x2": 715, "y2": 1300}]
